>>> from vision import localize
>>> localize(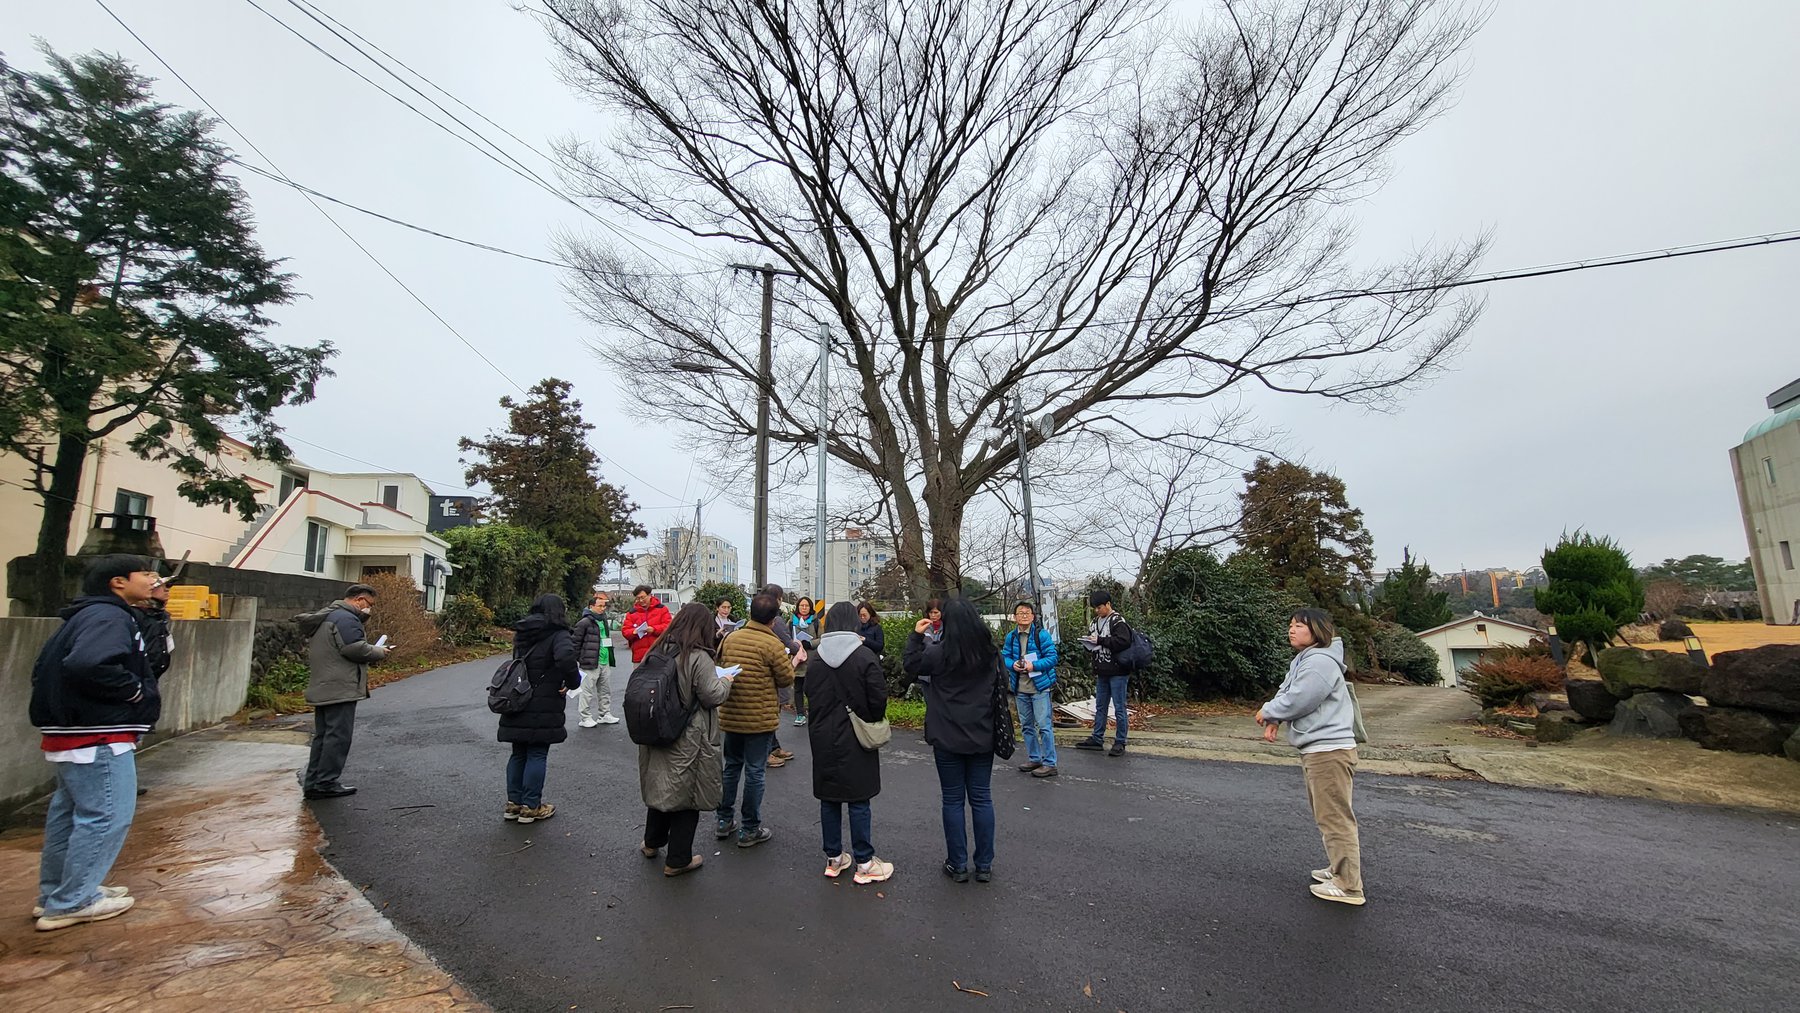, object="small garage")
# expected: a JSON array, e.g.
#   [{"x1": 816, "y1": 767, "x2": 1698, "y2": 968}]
[{"x1": 1415, "y1": 613, "x2": 1544, "y2": 687}]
